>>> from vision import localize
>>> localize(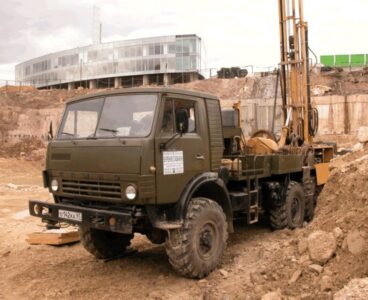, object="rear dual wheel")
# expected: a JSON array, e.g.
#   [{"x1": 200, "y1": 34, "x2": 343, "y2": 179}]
[
  {"x1": 270, "y1": 181, "x2": 305, "y2": 229},
  {"x1": 304, "y1": 177, "x2": 317, "y2": 222}
]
